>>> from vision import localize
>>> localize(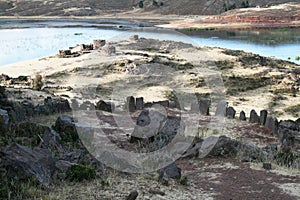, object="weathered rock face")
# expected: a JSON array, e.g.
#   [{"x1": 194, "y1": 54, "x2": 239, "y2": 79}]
[
  {"x1": 96, "y1": 100, "x2": 115, "y2": 113},
  {"x1": 239, "y1": 110, "x2": 247, "y2": 121},
  {"x1": 260, "y1": 110, "x2": 268, "y2": 125},
  {"x1": 226, "y1": 106, "x2": 236, "y2": 119},
  {"x1": 249, "y1": 109, "x2": 260, "y2": 124},
  {"x1": 1, "y1": 143, "x2": 56, "y2": 186},
  {"x1": 215, "y1": 100, "x2": 227, "y2": 116}
]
